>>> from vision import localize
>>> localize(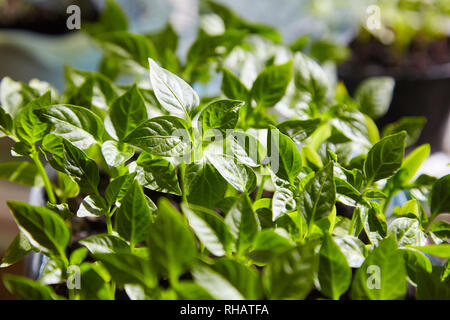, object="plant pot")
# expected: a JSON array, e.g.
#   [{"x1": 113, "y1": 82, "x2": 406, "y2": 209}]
[
  {"x1": 338, "y1": 39, "x2": 450, "y2": 152},
  {"x1": 24, "y1": 186, "x2": 48, "y2": 280}
]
